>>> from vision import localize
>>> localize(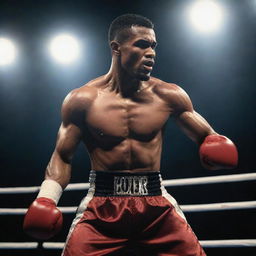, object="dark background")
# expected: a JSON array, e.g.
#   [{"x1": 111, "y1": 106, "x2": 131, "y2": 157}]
[{"x1": 0, "y1": 0, "x2": 255, "y2": 255}]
